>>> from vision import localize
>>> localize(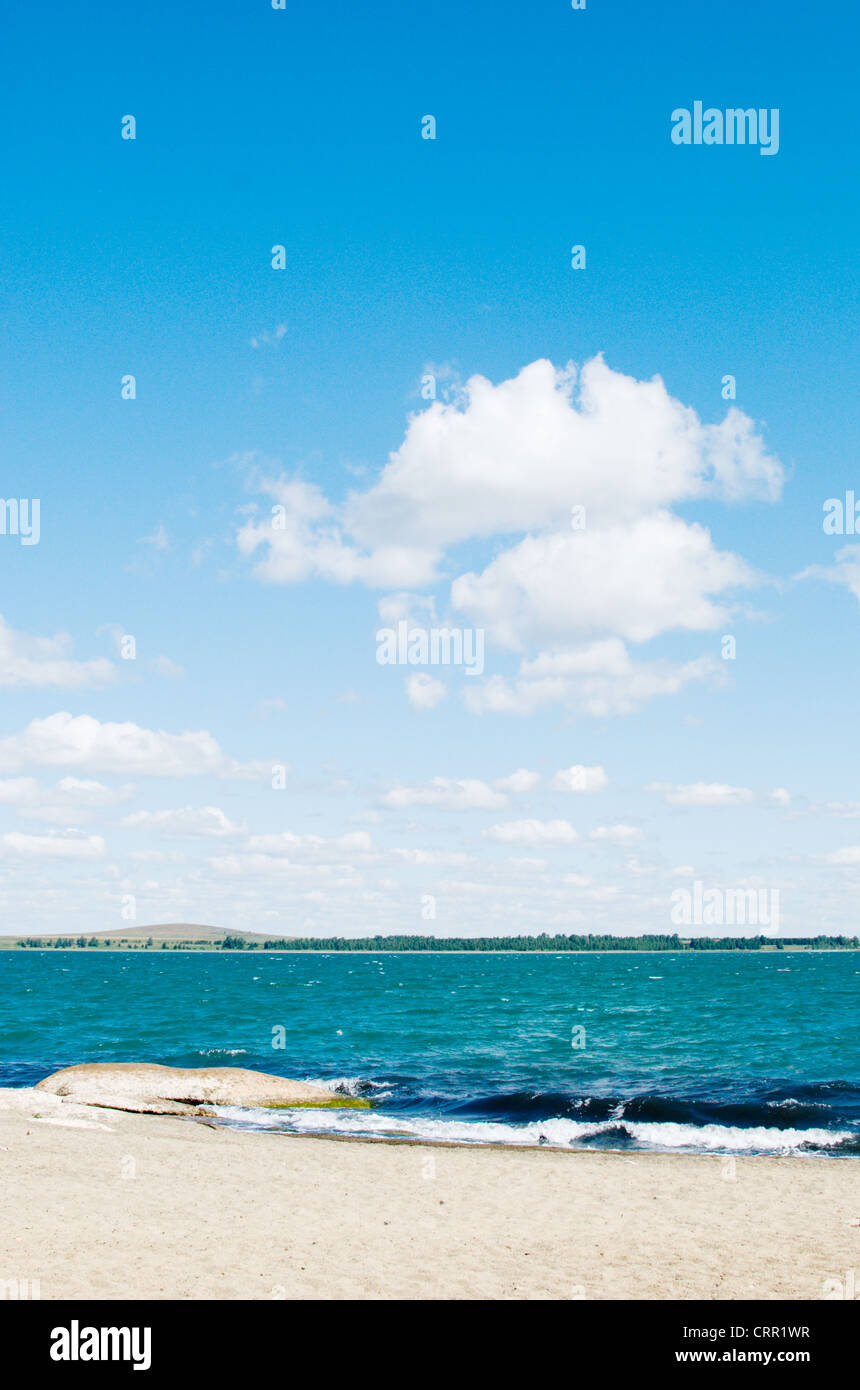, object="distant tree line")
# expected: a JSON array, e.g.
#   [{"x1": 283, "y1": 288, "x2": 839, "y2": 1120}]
[
  {"x1": 224, "y1": 932, "x2": 859, "y2": 952},
  {"x1": 12, "y1": 932, "x2": 859, "y2": 952},
  {"x1": 17, "y1": 936, "x2": 155, "y2": 949}
]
